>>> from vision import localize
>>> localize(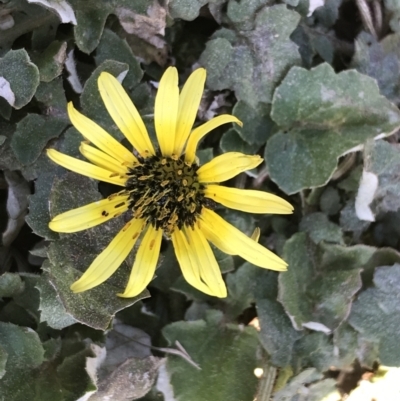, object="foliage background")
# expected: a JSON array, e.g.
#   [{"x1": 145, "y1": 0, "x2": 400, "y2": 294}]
[{"x1": 1, "y1": 0, "x2": 400, "y2": 400}]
